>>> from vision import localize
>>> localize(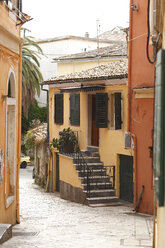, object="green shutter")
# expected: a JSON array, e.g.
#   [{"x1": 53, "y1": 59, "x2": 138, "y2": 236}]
[
  {"x1": 154, "y1": 49, "x2": 165, "y2": 207},
  {"x1": 115, "y1": 92, "x2": 122, "y2": 130},
  {"x1": 70, "y1": 94, "x2": 80, "y2": 125},
  {"x1": 54, "y1": 94, "x2": 63, "y2": 124},
  {"x1": 96, "y1": 93, "x2": 108, "y2": 128}
]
